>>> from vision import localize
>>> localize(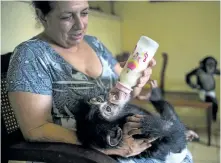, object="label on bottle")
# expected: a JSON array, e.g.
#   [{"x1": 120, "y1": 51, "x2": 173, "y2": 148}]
[{"x1": 120, "y1": 45, "x2": 155, "y2": 87}]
